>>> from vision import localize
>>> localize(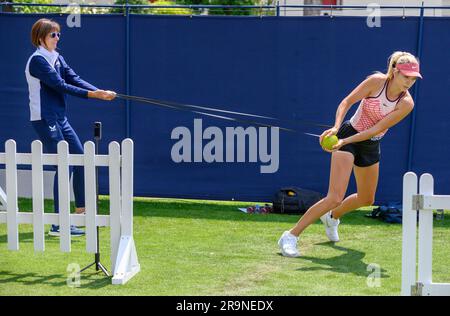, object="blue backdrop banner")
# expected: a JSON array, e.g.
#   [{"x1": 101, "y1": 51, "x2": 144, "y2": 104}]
[{"x1": 0, "y1": 14, "x2": 447, "y2": 203}]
